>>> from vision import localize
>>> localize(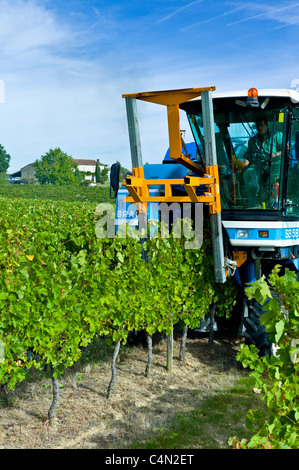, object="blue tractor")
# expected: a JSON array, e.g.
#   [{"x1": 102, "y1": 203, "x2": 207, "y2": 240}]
[{"x1": 110, "y1": 86, "x2": 299, "y2": 355}]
